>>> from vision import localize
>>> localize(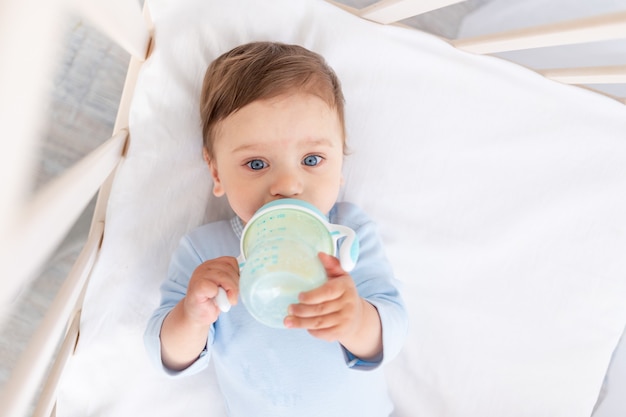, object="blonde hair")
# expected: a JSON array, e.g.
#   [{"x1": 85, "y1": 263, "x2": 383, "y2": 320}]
[{"x1": 200, "y1": 42, "x2": 345, "y2": 159}]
